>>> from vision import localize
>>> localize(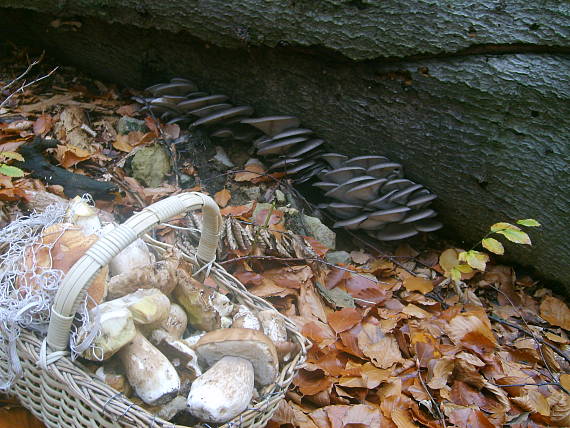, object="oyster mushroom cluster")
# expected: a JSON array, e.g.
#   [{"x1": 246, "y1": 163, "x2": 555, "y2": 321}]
[
  {"x1": 313, "y1": 154, "x2": 442, "y2": 240},
  {"x1": 31, "y1": 197, "x2": 292, "y2": 424},
  {"x1": 134, "y1": 79, "x2": 442, "y2": 239}
]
